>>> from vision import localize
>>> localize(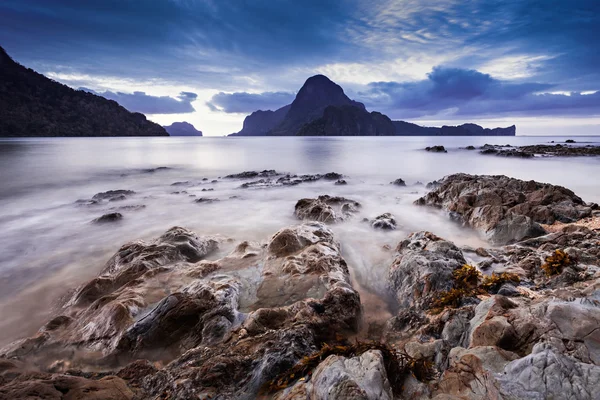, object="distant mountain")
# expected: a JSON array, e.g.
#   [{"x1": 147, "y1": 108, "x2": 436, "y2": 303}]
[
  {"x1": 163, "y1": 122, "x2": 203, "y2": 136},
  {"x1": 230, "y1": 104, "x2": 290, "y2": 136},
  {"x1": 231, "y1": 74, "x2": 516, "y2": 137},
  {"x1": 0, "y1": 46, "x2": 167, "y2": 137},
  {"x1": 297, "y1": 105, "x2": 395, "y2": 136},
  {"x1": 269, "y1": 75, "x2": 366, "y2": 136},
  {"x1": 393, "y1": 121, "x2": 516, "y2": 136}
]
